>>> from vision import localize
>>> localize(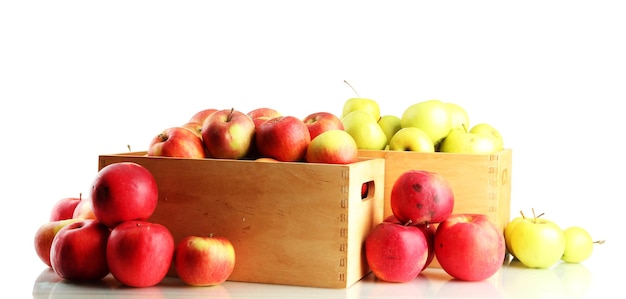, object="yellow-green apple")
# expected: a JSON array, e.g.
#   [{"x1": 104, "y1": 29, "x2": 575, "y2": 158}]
[
  {"x1": 255, "y1": 116, "x2": 311, "y2": 162},
  {"x1": 181, "y1": 121, "x2": 204, "y2": 139},
  {"x1": 72, "y1": 195, "x2": 96, "y2": 220},
  {"x1": 509, "y1": 212, "x2": 566, "y2": 269},
  {"x1": 504, "y1": 216, "x2": 524, "y2": 258},
  {"x1": 34, "y1": 218, "x2": 81, "y2": 267},
  {"x1": 341, "y1": 97, "x2": 381, "y2": 121},
  {"x1": 384, "y1": 214, "x2": 436, "y2": 271},
  {"x1": 189, "y1": 108, "x2": 218, "y2": 124},
  {"x1": 470, "y1": 123, "x2": 504, "y2": 151},
  {"x1": 49, "y1": 196, "x2": 82, "y2": 221},
  {"x1": 174, "y1": 235, "x2": 236, "y2": 286},
  {"x1": 390, "y1": 170, "x2": 454, "y2": 225},
  {"x1": 561, "y1": 226, "x2": 603, "y2": 263},
  {"x1": 388, "y1": 127, "x2": 435, "y2": 152},
  {"x1": 107, "y1": 220, "x2": 175, "y2": 287},
  {"x1": 341, "y1": 110, "x2": 387, "y2": 150},
  {"x1": 50, "y1": 219, "x2": 111, "y2": 281},
  {"x1": 302, "y1": 111, "x2": 344, "y2": 140},
  {"x1": 445, "y1": 102, "x2": 470, "y2": 131},
  {"x1": 439, "y1": 128, "x2": 499, "y2": 154},
  {"x1": 148, "y1": 126, "x2": 207, "y2": 159},
  {"x1": 377, "y1": 115, "x2": 402, "y2": 145},
  {"x1": 305, "y1": 129, "x2": 358, "y2": 164},
  {"x1": 365, "y1": 221, "x2": 429, "y2": 282},
  {"x1": 90, "y1": 162, "x2": 159, "y2": 229},
  {"x1": 434, "y1": 214, "x2": 505, "y2": 281},
  {"x1": 202, "y1": 108, "x2": 256, "y2": 159},
  {"x1": 401, "y1": 99, "x2": 452, "y2": 146},
  {"x1": 247, "y1": 107, "x2": 281, "y2": 128}
]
